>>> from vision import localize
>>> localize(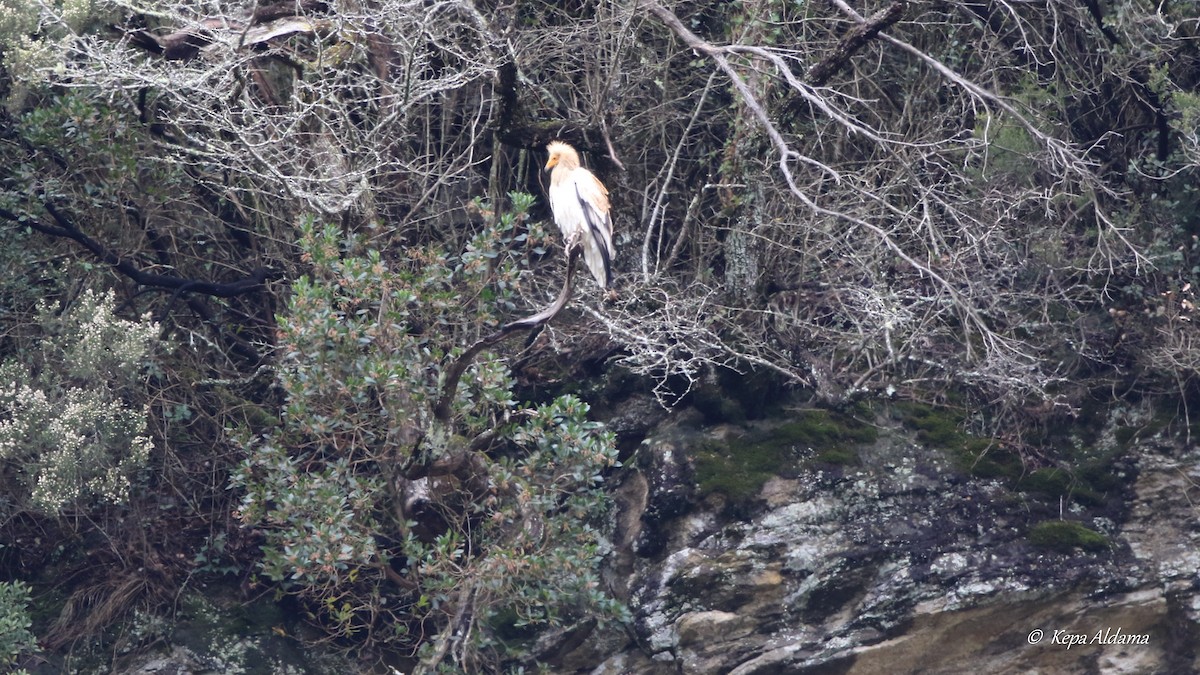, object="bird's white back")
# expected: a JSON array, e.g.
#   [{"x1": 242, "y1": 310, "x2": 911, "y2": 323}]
[{"x1": 549, "y1": 165, "x2": 614, "y2": 288}]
